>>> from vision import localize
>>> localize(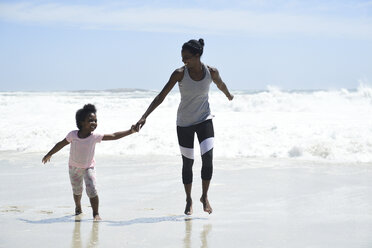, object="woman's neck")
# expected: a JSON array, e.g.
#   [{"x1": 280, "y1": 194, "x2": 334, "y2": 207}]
[
  {"x1": 188, "y1": 61, "x2": 203, "y2": 72},
  {"x1": 187, "y1": 62, "x2": 205, "y2": 81}
]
